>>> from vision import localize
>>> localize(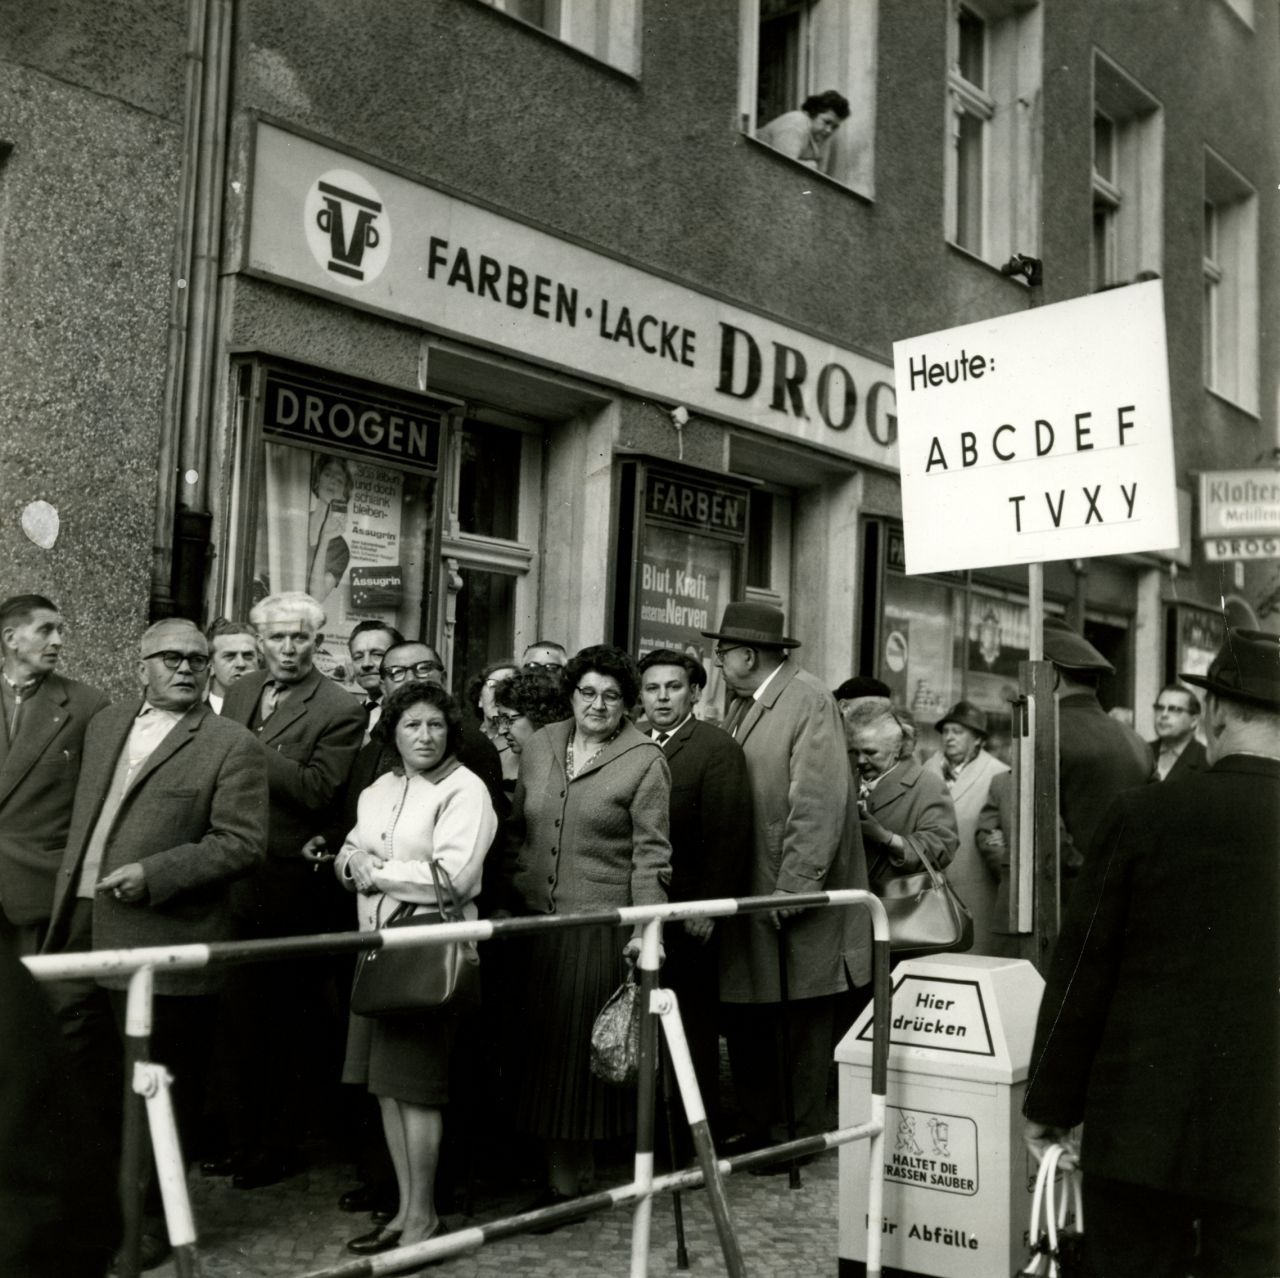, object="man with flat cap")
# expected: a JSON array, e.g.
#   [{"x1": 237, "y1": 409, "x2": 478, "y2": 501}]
[
  {"x1": 1024, "y1": 628, "x2": 1280, "y2": 1277},
  {"x1": 1043, "y1": 616, "x2": 1152, "y2": 873},
  {"x1": 703, "y1": 602, "x2": 869, "y2": 1159},
  {"x1": 924, "y1": 700, "x2": 1009, "y2": 955}
]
